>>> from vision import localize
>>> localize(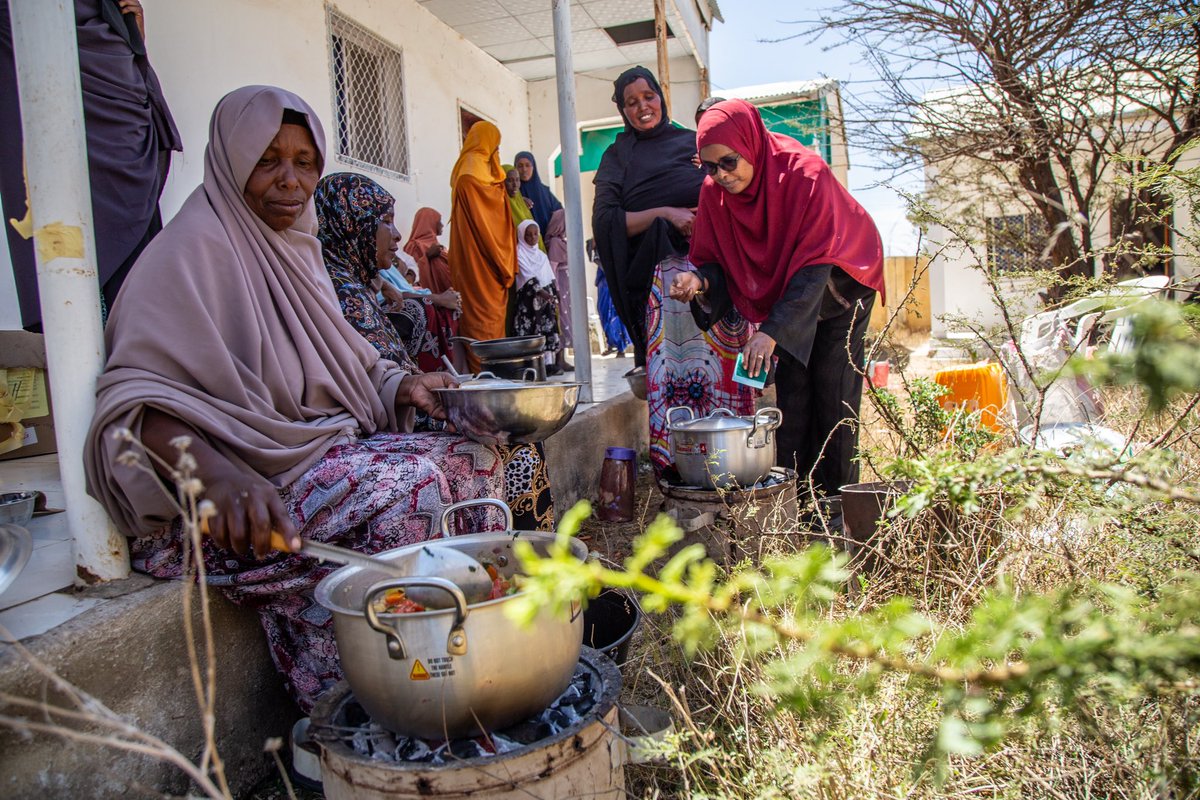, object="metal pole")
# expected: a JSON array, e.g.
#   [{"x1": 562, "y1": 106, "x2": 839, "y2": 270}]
[
  {"x1": 550, "y1": 0, "x2": 592, "y2": 404},
  {"x1": 9, "y1": 0, "x2": 129, "y2": 580}
]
